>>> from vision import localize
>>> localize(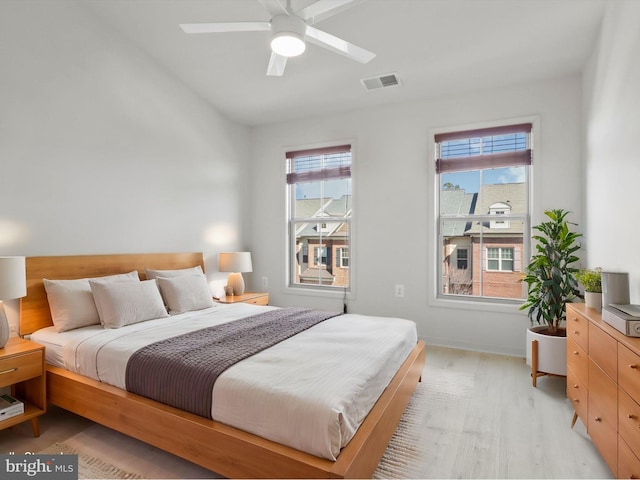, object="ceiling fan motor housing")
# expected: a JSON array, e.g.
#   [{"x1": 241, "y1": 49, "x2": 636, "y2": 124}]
[{"x1": 270, "y1": 14, "x2": 307, "y2": 57}]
